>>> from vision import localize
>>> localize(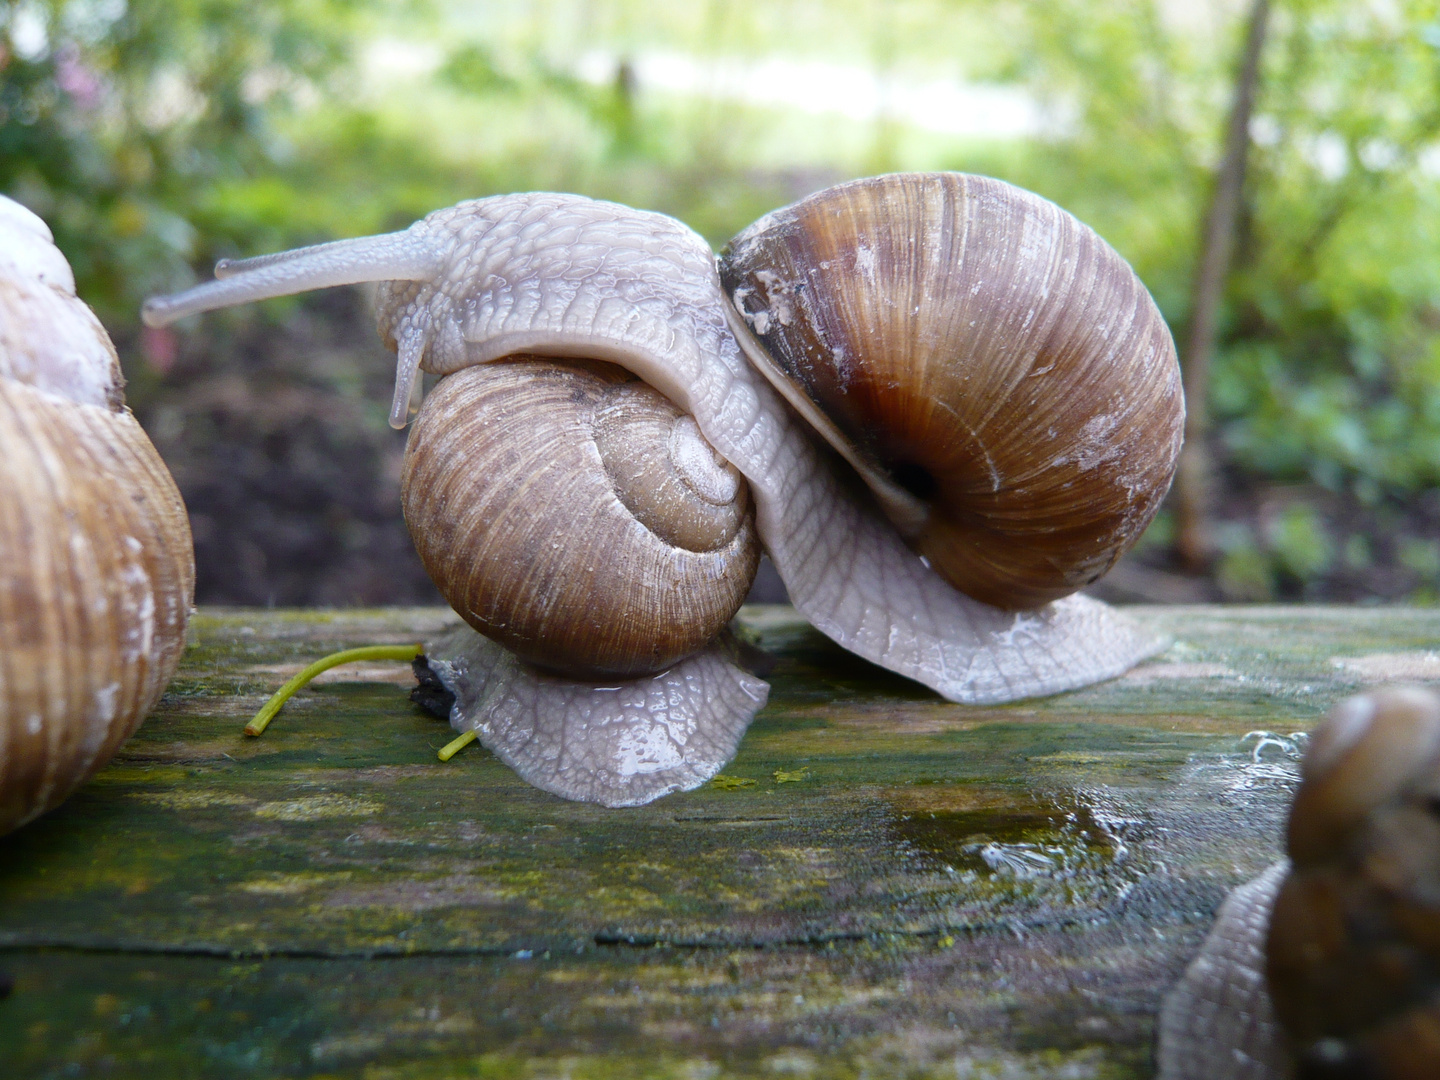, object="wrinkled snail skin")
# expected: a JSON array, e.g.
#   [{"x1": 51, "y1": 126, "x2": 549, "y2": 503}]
[
  {"x1": 720, "y1": 173, "x2": 1185, "y2": 611},
  {"x1": 1156, "y1": 861, "x2": 1293, "y2": 1080},
  {"x1": 141, "y1": 183, "x2": 1169, "y2": 803},
  {"x1": 424, "y1": 624, "x2": 767, "y2": 807},
  {"x1": 1157, "y1": 688, "x2": 1440, "y2": 1080},
  {"x1": 0, "y1": 196, "x2": 195, "y2": 835},
  {"x1": 143, "y1": 193, "x2": 780, "y2": 802}
]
